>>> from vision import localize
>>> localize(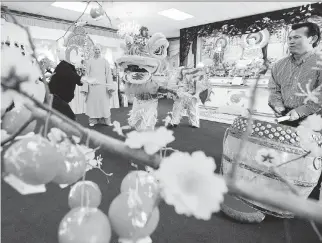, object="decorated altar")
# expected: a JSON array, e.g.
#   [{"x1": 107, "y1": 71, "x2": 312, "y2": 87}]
[
  {"x1": 180, "y1": 3, "x2": 322, "y2": 124},
  {"x1": 196, "y1": 27, "x2": 280, "y2": 124},
  {"x1": 198, "y1": 76, "x2": 275, "y2": 124}
]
